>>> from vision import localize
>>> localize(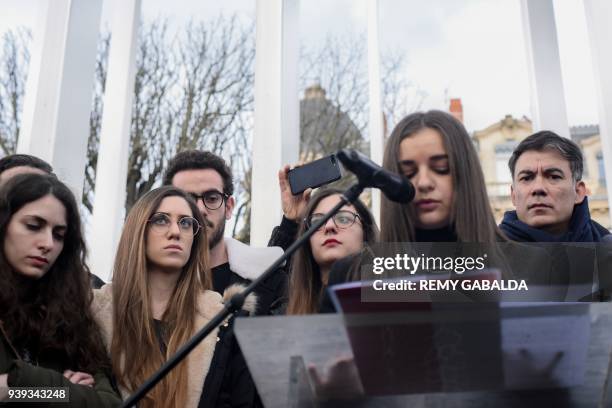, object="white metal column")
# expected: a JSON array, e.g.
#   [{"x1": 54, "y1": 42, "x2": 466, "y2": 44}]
[
  {"x1": 367, "y1": 0, "x2": 383, "y2": 225},
  {"x1": 583, "y1": 0, "x2": 612, "y2": 227},
  {"x1": 17, "y1": 0, "x2": 102, "y2": 196},
  {"x1": 89, "y1": 0, "x2": 141, "y2": 281},
  {"x1": 251, "y1": 0, "x2": 300, "y2": 246},
  {"x1": 520, "y1": 0, "x2": 570, "y2": 137}
]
